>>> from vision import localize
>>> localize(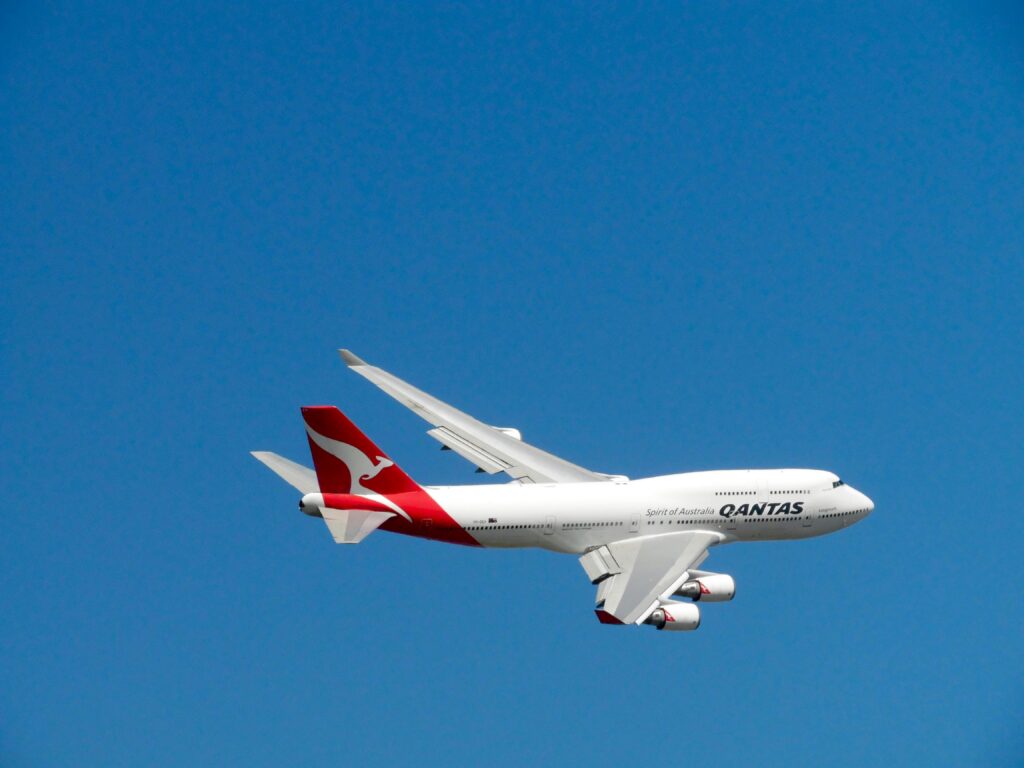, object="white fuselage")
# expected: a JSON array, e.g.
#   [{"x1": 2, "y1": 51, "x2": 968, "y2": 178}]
[{"x1": 426, "y1": 468, "x2": 874, "y2": 553}]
